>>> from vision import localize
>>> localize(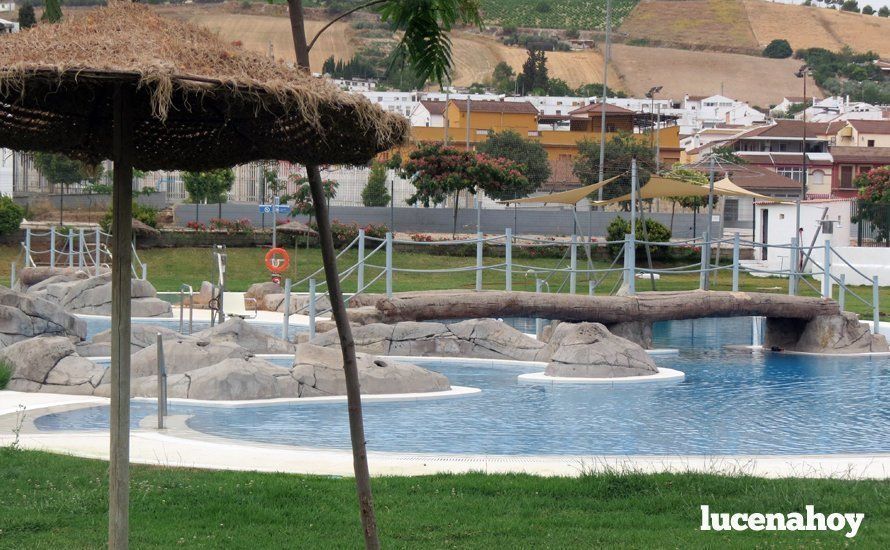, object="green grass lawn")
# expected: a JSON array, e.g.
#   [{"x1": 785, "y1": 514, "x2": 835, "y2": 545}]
[{"x1": 1, "y1": 449, "x2": 888, "y2": 548}]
